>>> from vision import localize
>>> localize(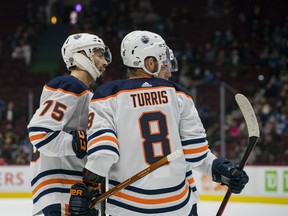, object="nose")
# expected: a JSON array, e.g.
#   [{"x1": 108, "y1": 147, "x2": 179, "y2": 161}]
[
  {"x1": 167, "y1": 70, "x2": 172, "y2": 78},
  {"x1": 103, "y1": 58, "x2": 108, "y2": 67}
]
